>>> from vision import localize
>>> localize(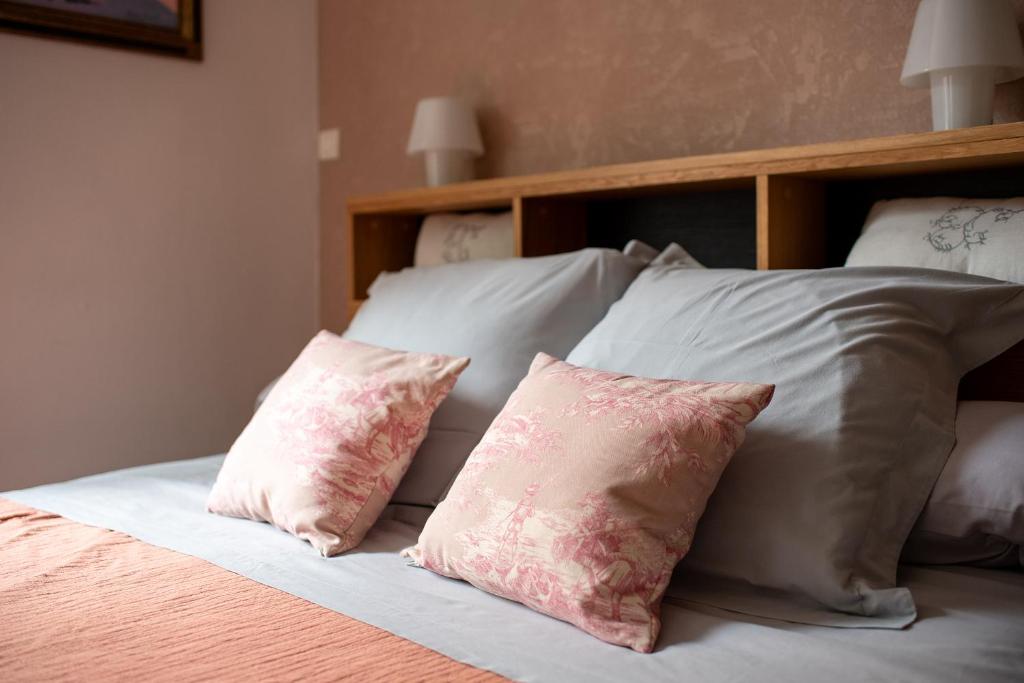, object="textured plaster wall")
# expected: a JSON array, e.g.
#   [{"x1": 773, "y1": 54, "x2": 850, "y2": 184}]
[{"x1": 319, "y1": 0, "x2": 1024, "y2": 330}]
